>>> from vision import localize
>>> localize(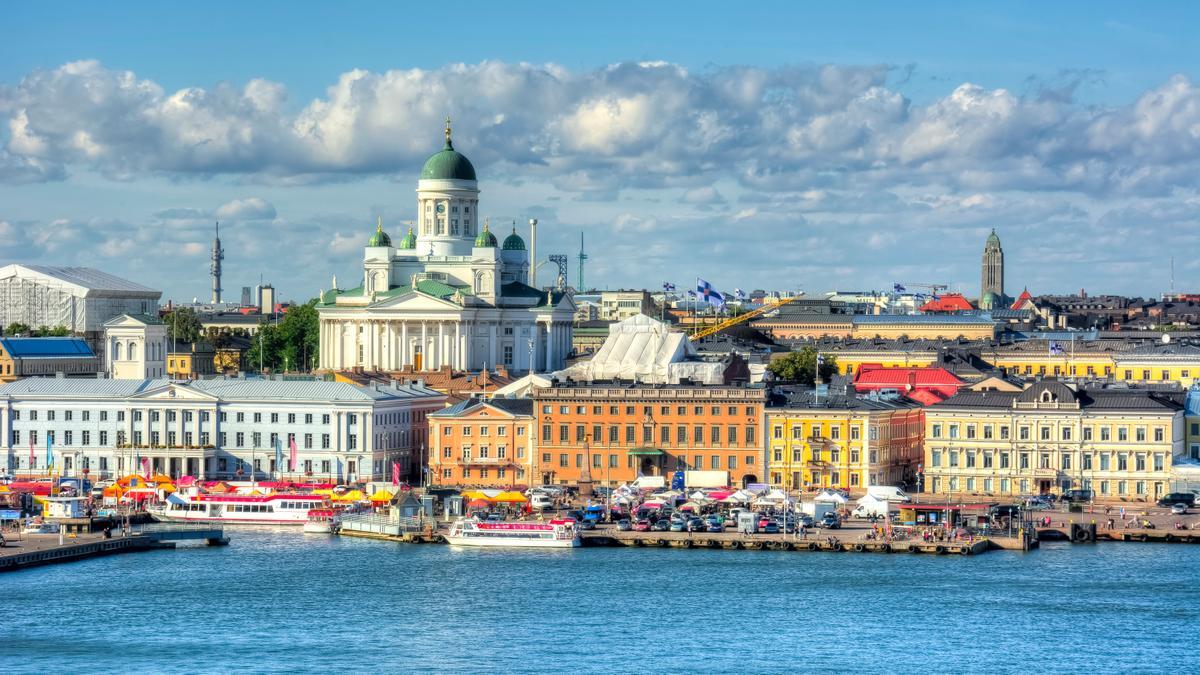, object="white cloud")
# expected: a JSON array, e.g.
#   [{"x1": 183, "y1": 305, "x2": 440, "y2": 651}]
[{"x1": 215, "y1": 197, "x2": 277, "y2": 221}]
